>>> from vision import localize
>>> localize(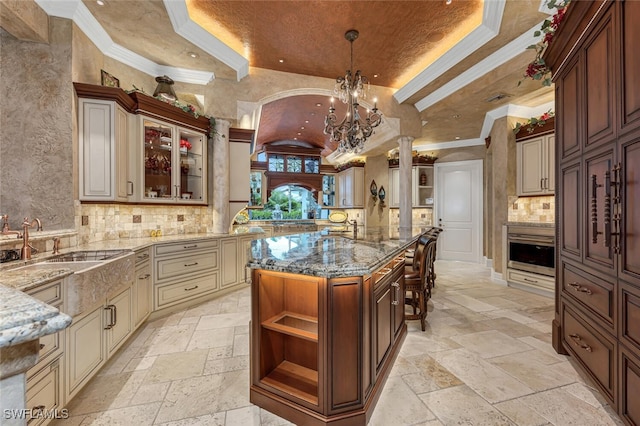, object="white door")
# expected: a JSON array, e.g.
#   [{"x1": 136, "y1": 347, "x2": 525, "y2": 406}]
[{"x1": 434, "y1": 160, "x2": 483, "y2": 263}]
